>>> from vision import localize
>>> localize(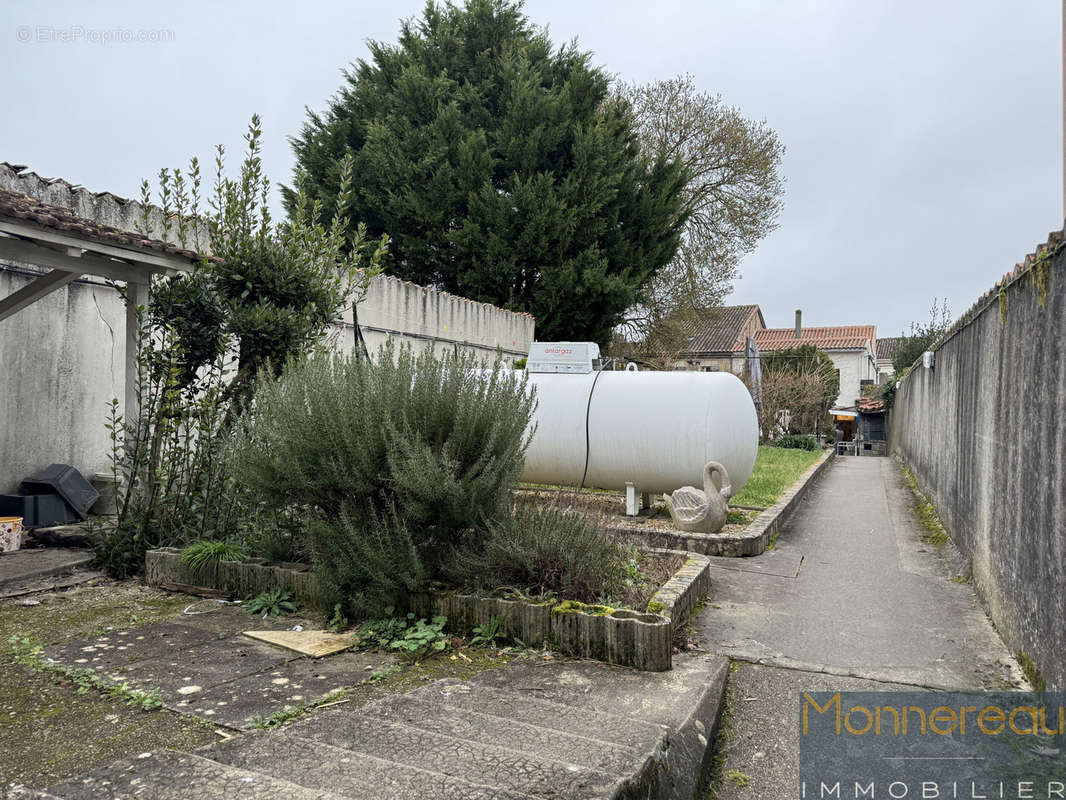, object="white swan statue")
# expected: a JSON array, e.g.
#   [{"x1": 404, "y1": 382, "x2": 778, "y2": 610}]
[{"x1": 663, "y1": 461, "x2": 732, "y2": 532}]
